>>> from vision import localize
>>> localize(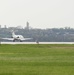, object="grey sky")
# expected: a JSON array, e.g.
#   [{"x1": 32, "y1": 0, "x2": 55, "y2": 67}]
[{"x1": 0, "y1": 0, "x2": 74, "y2": 29}]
